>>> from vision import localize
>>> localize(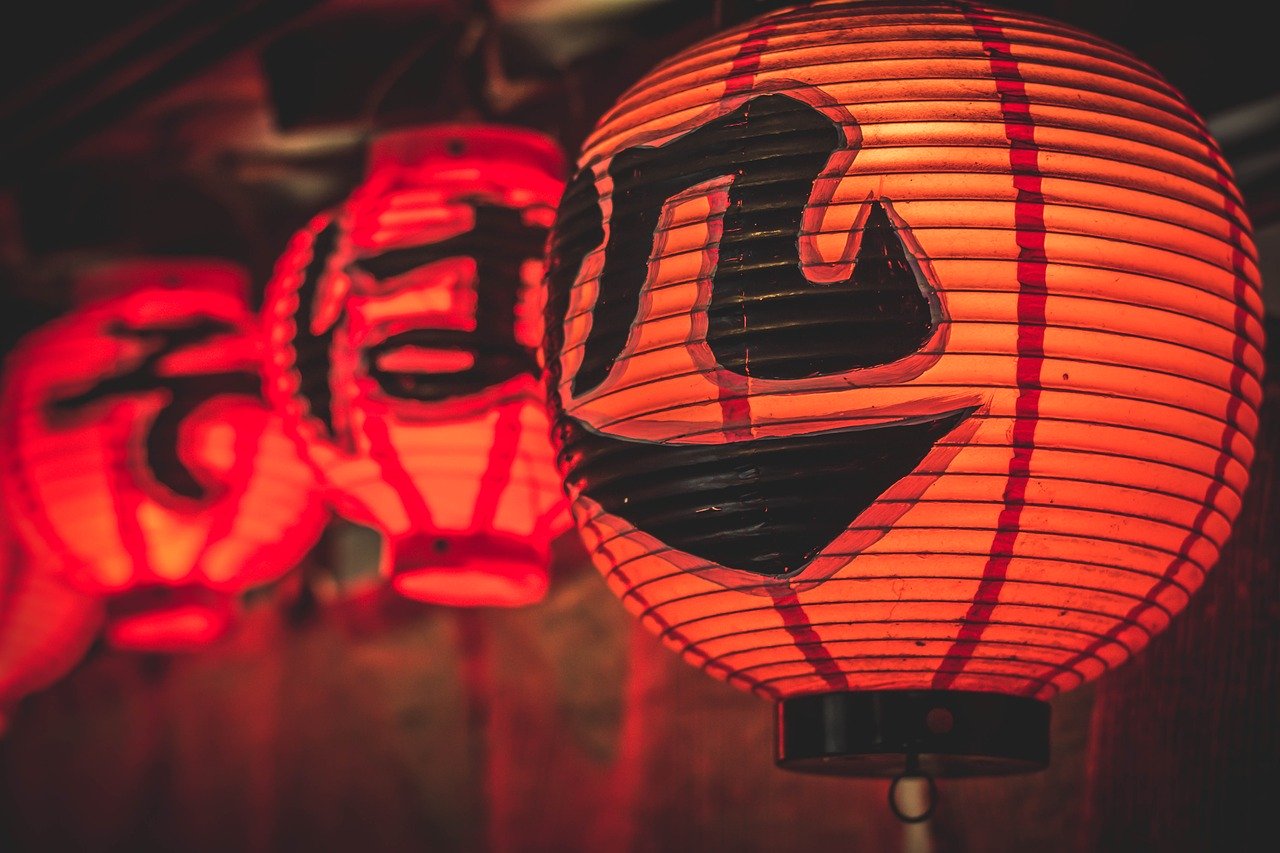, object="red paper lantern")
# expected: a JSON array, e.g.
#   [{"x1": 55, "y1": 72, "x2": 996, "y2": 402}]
[
  {"x1": 544, "y1": 0, "x2": 1264, "y2": 776},
  {"x1": 0, "y1": 259, "x2": 328, "y2": 652},
  {"x1": 263, "y1": 125, "x2": 572, "y2": 608},
  {"x1": 0, "y1": 521, "x2": 102, "y2": 733}
]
